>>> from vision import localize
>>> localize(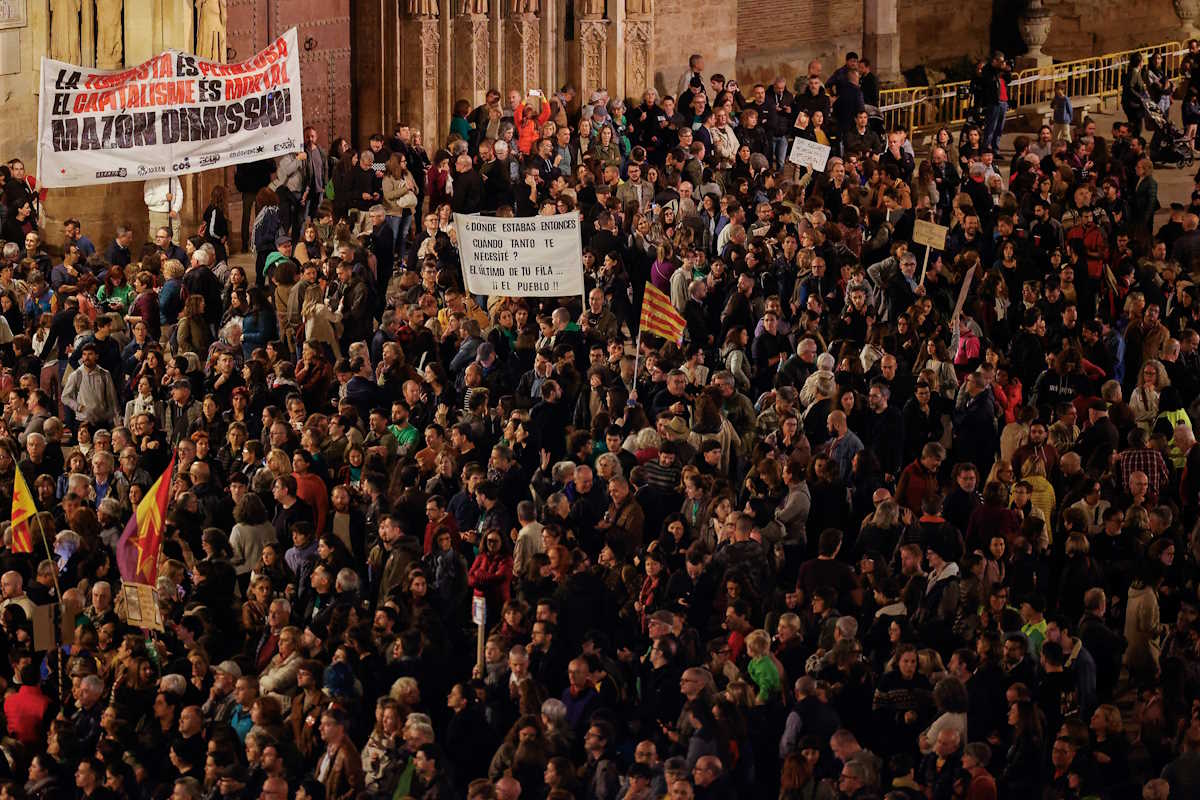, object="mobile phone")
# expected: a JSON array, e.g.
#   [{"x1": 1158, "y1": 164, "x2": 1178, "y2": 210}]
[{"x1": 530, "y1": 89, "x2": 543, "y2": 98}]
